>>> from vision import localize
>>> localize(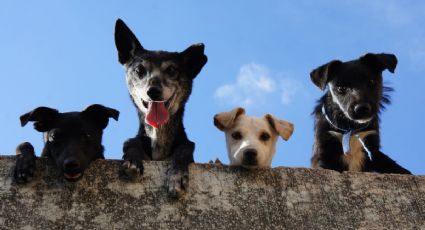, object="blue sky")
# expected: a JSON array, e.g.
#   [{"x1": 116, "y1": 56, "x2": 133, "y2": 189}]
[{"x1": 1, "y1": 1, "x2": 424, "y2": 174}]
